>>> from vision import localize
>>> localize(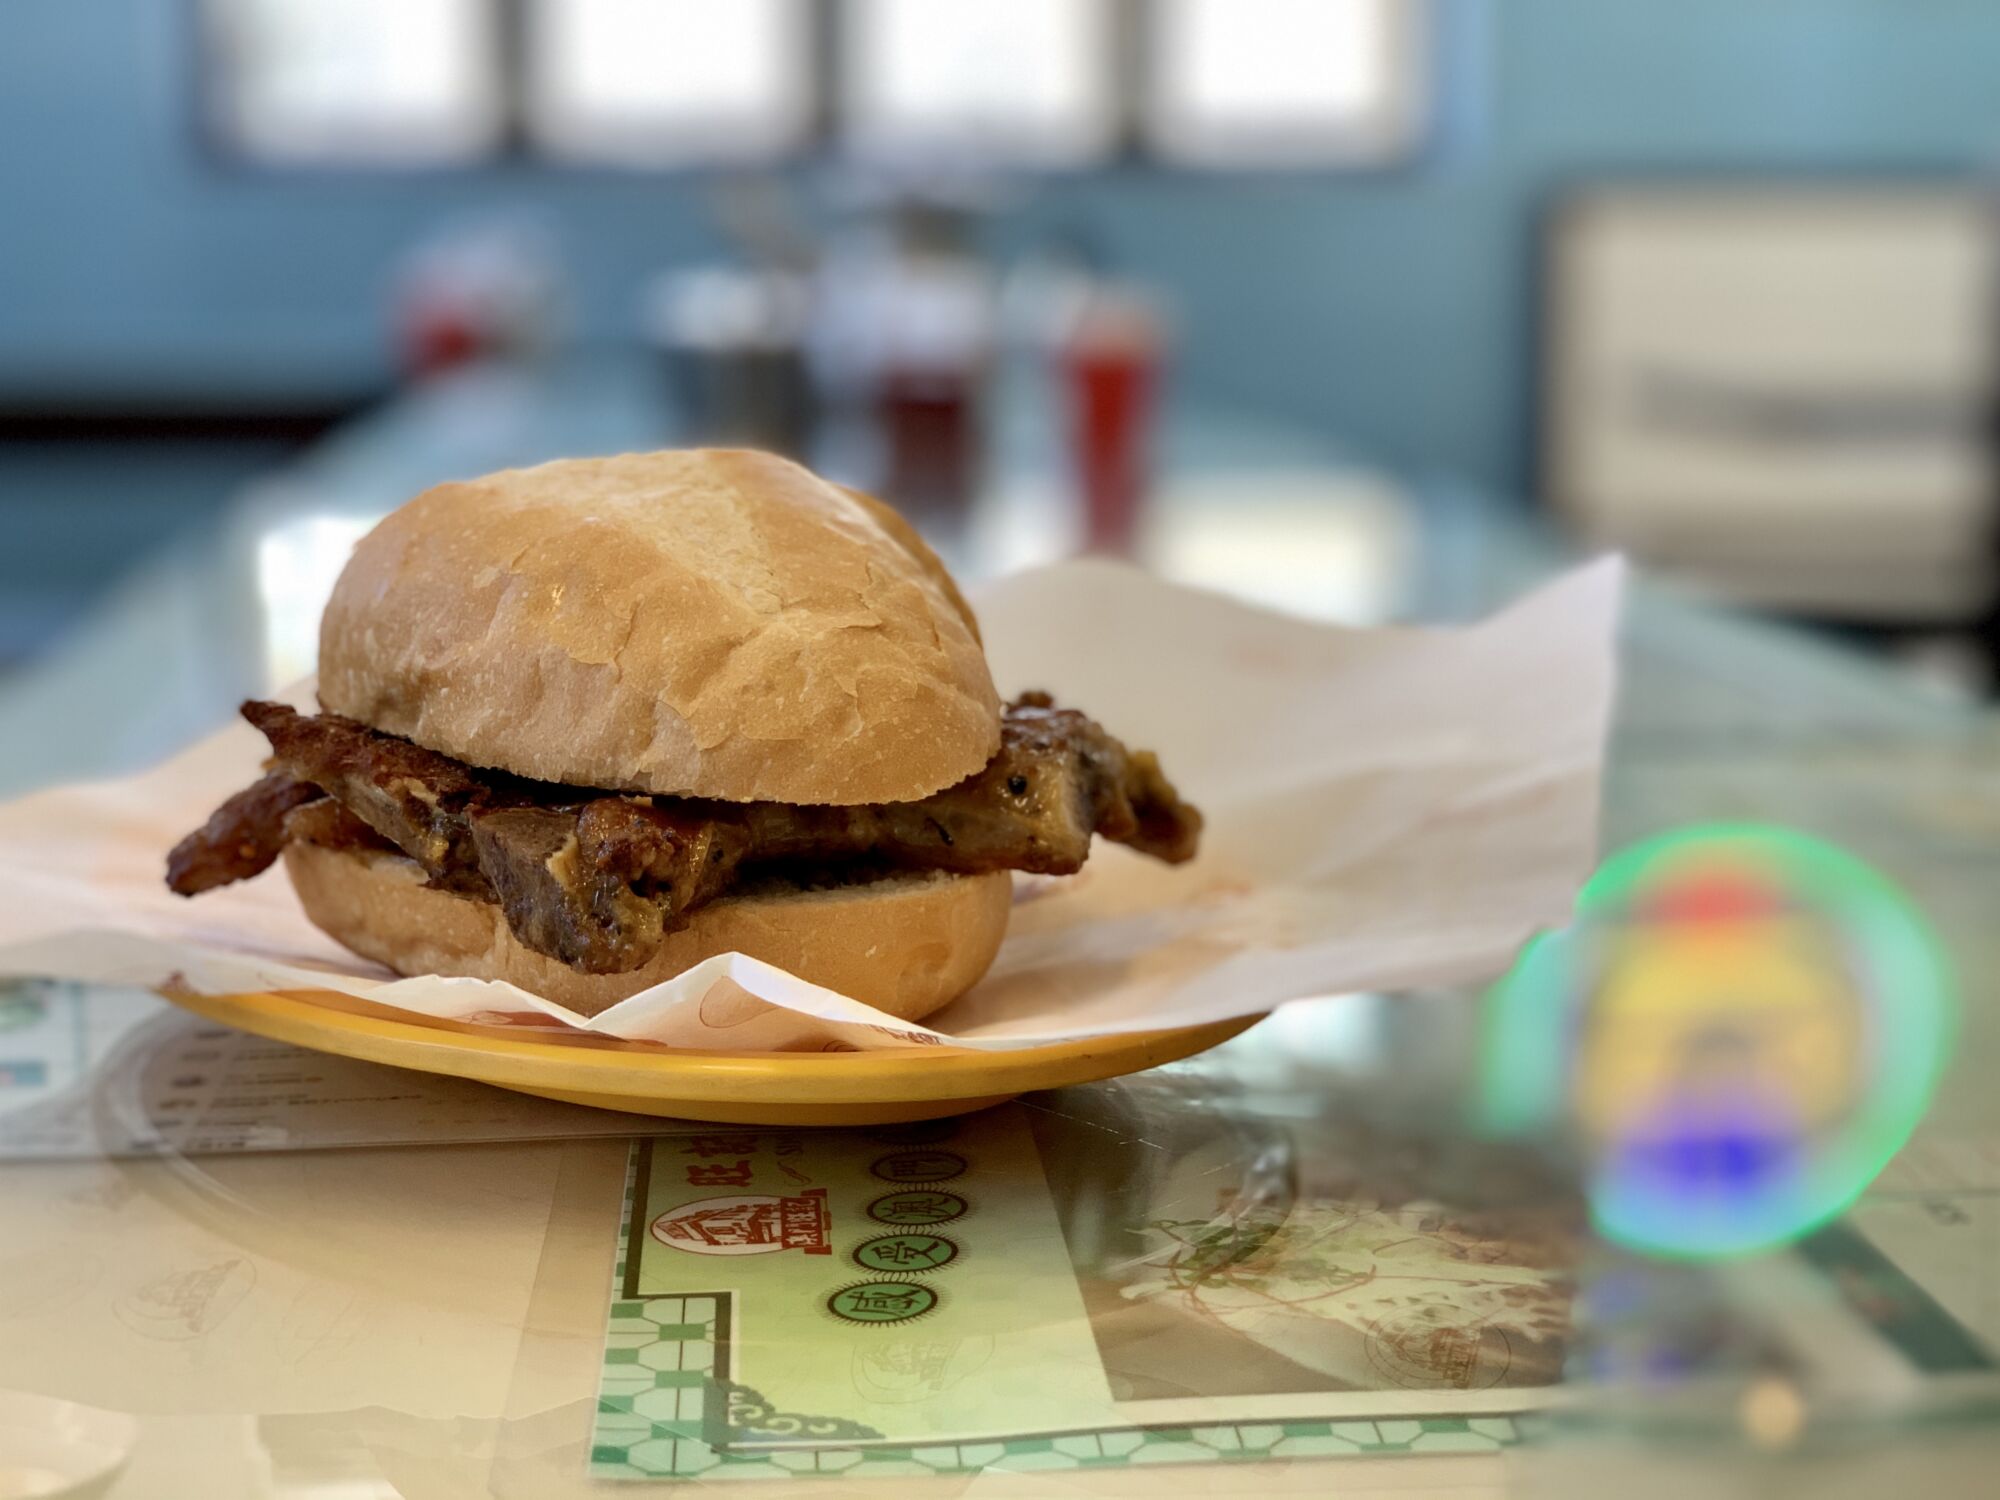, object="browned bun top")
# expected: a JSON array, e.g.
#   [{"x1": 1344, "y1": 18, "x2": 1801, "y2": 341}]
[
  {"x1": 317, "y1": 449, "x2": 1000, "y2": 804},
  {"x1": 283, "y1": 841, "x2": 1011, "y2": 1022}
]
